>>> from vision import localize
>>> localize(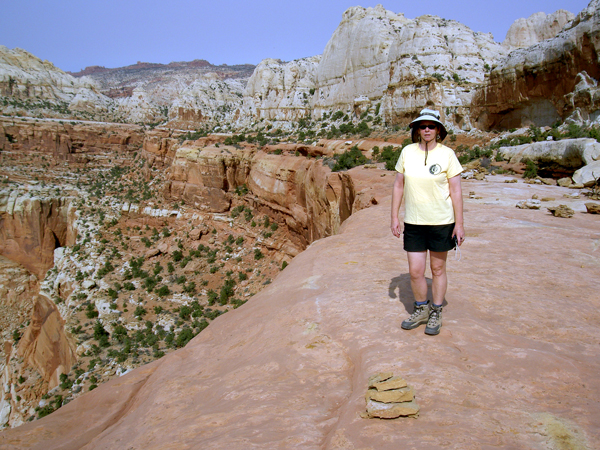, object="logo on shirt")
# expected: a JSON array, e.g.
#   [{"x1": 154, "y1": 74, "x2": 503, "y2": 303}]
[{"x1": 429, "y1": 164, "x2": 442, "y2": 175}]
